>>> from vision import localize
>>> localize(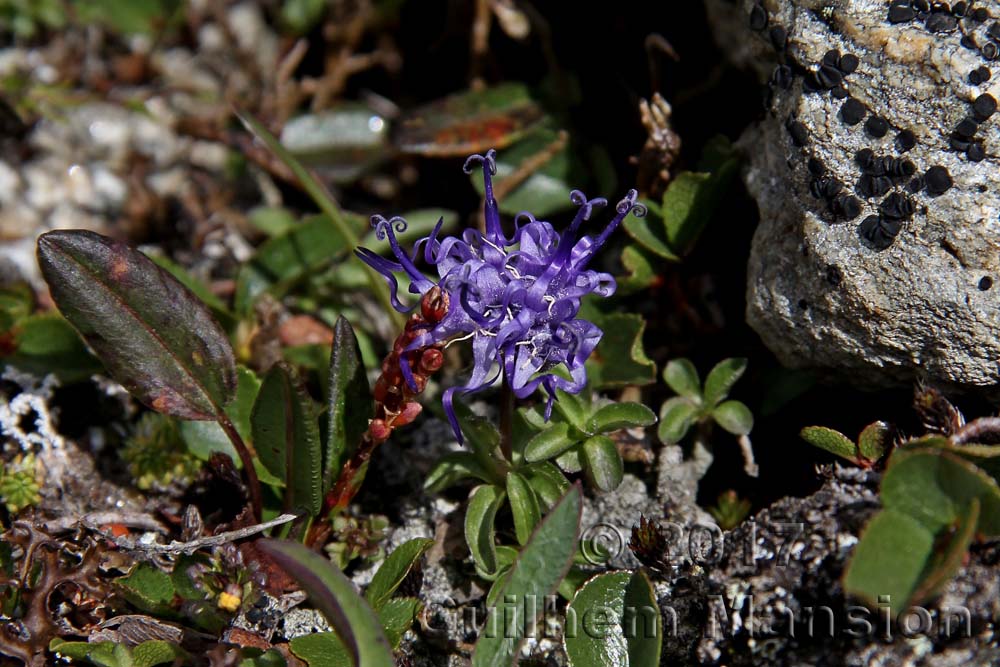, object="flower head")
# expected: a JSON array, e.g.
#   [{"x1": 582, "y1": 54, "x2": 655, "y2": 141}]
[{"x1": 356, "y1": 149, "x2": 646, "y2": 442}]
